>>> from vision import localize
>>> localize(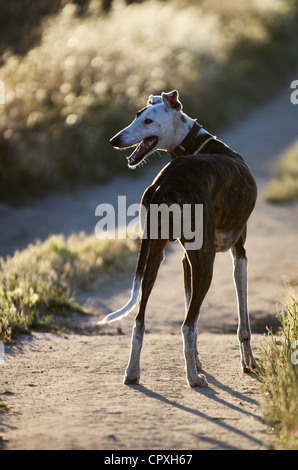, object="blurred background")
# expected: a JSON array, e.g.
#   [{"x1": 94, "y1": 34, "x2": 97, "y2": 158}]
[{"x1": 0, "y1": 0, "x2": 298, "y2": 205}]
